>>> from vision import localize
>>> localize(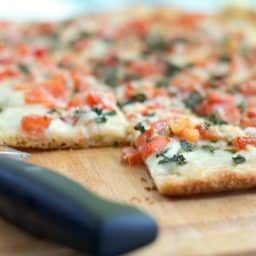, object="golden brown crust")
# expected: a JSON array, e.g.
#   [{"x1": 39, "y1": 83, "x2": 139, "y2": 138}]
[
  {"x1": 220, "y1": 6, "x2": 256, "y2": 22},
  {"x1": 0, "y1": 135, "x2": 127, "y2": 149},
  {"x1": 155, "y1": 171, "x2": 256, "y2": 196}
]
